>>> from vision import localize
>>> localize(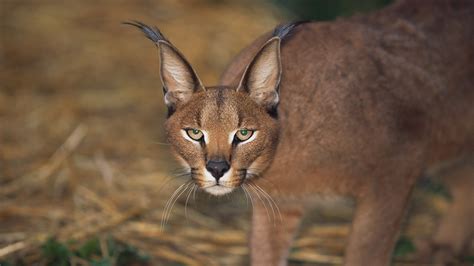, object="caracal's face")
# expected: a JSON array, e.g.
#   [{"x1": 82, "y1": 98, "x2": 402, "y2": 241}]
[
  {"x1": 165, "y1": 88, "x2": 279, "y2": 196},
  {"x1": 127, "y1": 21, "x2": 282, "y2": 196}
]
